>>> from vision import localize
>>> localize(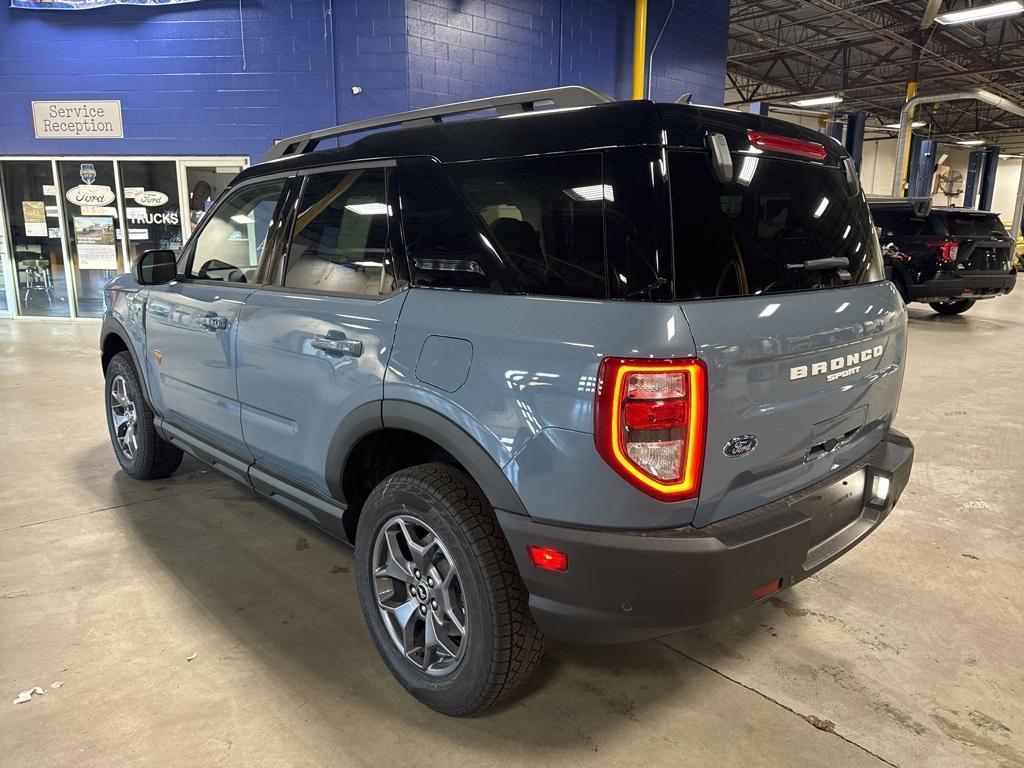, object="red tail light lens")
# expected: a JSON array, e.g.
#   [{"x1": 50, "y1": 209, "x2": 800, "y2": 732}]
[
  {"x1": 747, "y1": 129, "x2": 827, "y2": 161},
  {"x1": 926, "y1": 240, "x2": 960, "y2": 262},
  {"x1": 595, "y1": 358, "x2": 707, "y2": 501}
]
